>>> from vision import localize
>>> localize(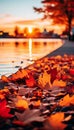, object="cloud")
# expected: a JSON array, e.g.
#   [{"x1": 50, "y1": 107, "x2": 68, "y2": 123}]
[
  {"x1": 0, "y1": 14, "x2": 51, "y2": 27},
  {"x1": 0, "y1": 14, "x2": 20, "y2": 25},
  {"x1": 0, "y1": 14, "x2": 12, "y2": 18},
  {"x1": 13, "y1": 19, "x2": 42, "y2": 26},
  {"x1": 0, "y1": 14, "x2": 38, "y2": 26}
]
